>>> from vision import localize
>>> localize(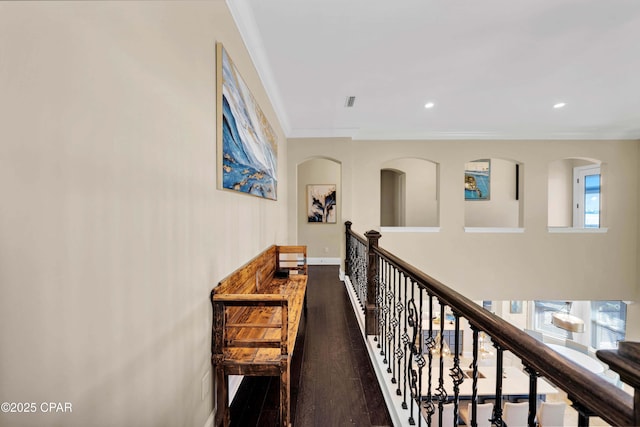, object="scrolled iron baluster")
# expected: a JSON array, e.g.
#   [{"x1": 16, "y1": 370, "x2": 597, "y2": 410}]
[
  {"x1": 449, "y1": 311, "x2": 464, "y2": 426},
  {"x1": 425, "y1": 295, "x2": 435, "y2": 426},
  {"x1": 417, "y1": 287, "x2": 424, "y2": 427},
  {"x1": 408, "y1": 362, "x2": 418, "y2": 426},
  {"x1": 386, "y1": 274, "x2": 395, "y2": 374},
  {"x1": 398, "y1": 332, "x2": 410, "y2": 409},
  {"x1": 423, "y1": 399, "x2": 435, "y2": 427},
  {"x1": 490, "y1": 342, "x2": 504, "y2": 427},
  {"x1": 378, "y1": 261, "x2": 386, "y2": 354},
  {"x1": 407, "y1": 295, "x2": 418, "y2": 425},
  {"x1": 401, "y1": 276, "x2": 410, "y2": 409},
  {"x1": 386, "y1": 286, "x2": 397, "y2": 376},
  {"x1": 470, "y1": 326, "x2": 479, "y2": 427},
  {"x1": 395, "y1": 296, "x2": 404, "y2": 395}
]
